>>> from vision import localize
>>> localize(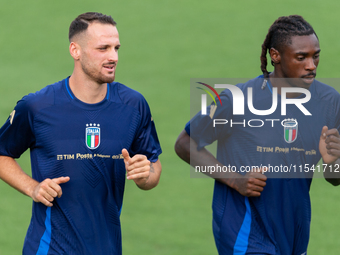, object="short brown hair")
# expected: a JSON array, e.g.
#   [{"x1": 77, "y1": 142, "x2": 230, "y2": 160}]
[{"x1": 69, "y1": 12, "x2": 117, "y2": 42}]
